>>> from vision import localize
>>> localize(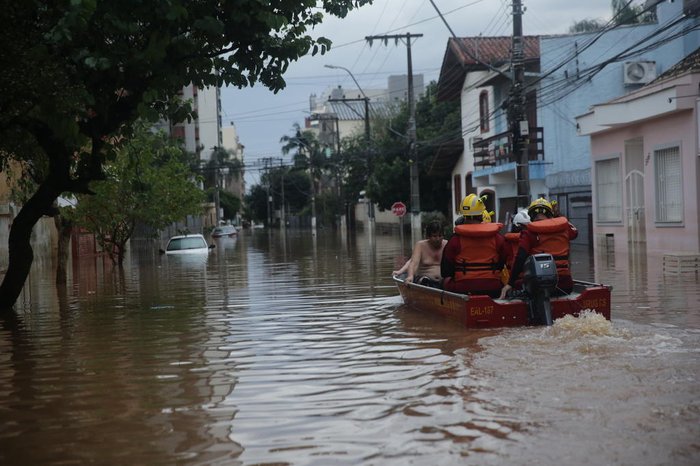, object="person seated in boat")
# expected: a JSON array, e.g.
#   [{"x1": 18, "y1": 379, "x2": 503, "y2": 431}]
[
  {"x1": 499, "y1": 198, "x2": 578, "y2": 299},
  {"x1": 394, "y1": 221, "x2": 446, "y2": 288},
  {"x1": 441, "y1": 194, "x2": 508, "y2": 298}
]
